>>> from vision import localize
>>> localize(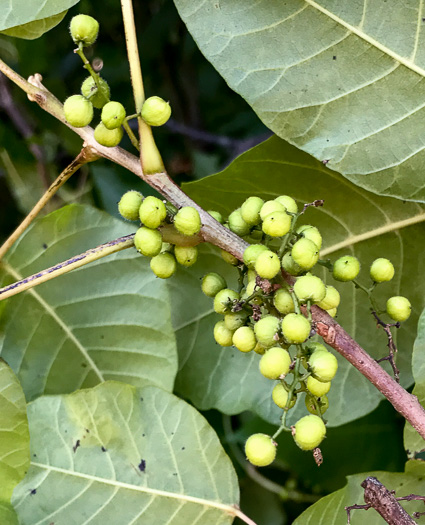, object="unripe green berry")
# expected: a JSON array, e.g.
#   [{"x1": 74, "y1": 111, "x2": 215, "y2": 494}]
[
  {"x1": 221, "y1": 249, "x2": 239, "y2": 266},
  {"x1": 305, "y1": 394, "x2": 329, "y2": 415},
  {"x1": 141, "y1": 96, "x2": 171, "y2": 126},
  {"x1": 306, "y1": 342, "x2": 328, "y2": 354},
  {"x1": 70, "y1": 14, "x2": 99, "y2": 46},
  {"x1": 241, "y1": 196, "x2": 264, "y2": 225},
  {"x1": 101, "y1": 101, "x2": 126, "y2": 130},
  {"x1": 259, "y1": 346, "x2": 291, "y2": 379},
  {"x1": 63, "y1": 95, "x2": 93, "y2": 127},
  {"x1": 213, "y1": 289, "x2": 239, "y2": 314},
  {"x1": 139, "y1": 196, "x2": 167, "y2": 229},
  {"x1": 327, "y1": 307, "x2": 337, "y2": 317},
  {"x1": 245, "y1": 433, "x2": 276, "y2": 467},
  {"x1": 94, "y1": 122, "x2": 123, "y2": 147},
  {"x1": 275, "y1": 195, "x2": 298, "y2": 214},
  {"x1": 291, "y1": 238, "x2": 319, "y2": 270},
  {"x1": 213, "y1": 321, "x2": 234, "y2": 347},
  {"x1": 243, "y1": 244, "x2": 268, "y2": 268},
  {"x1": 224, "y1": 311, "x2": 248, "y2": 331},
  {"x1": 150, "y1": 252, "x2": 177, "y2": 279},
  {"x1": 293, "y1": 415, "x2": 326, "y2": 450},
  {"x1": 316, "y1": 286, "x2": 340, "y2": 310},
  {"x1": 175, "y1": 245, "x2": 198, "y2": 267},
  {"x1": 242, "y1": 281, "x2": 263, "y2": 305},
  {"x1": 281, "y1": 313, "x2": 311, "y2": 344},
  {"x1": 254, "y1": 315, "x2": 280, "y2": 348},
  {"x1": 255, "y1": 250, "x2": 281, "y2": 279},
  {"x1": 174, "y1": 207, "x2": 201, "y2": 236},
  {"x1": 233, "y1": 326, "x2": 257, "y2": 353},
  {"x1": 272, "y1": 383, "x2": 296, "y2": 409},
  {"x1": 260, "y1": 200, "x2": 285, "y2": 221},
  {"x1": 81, "y1": 76, "x2": 110, "y2": 109},
  {"x1": 333, "y1": 255, "x2": 360, "y2": 282},
  {"x1": 262, "y1": 211, "x2": 291, "y2": 237},
  {"x1": 118, "y1": 190, "x2": 143, "y2": 221},
  {"x1": 134, "y1": 227, "x2": 163, "y2": 257},
  {"x1": 281, "y1": 252, "x2": 303, "y2": 276},
  {"x1": 307, "y1": 376, "x2": 331, "y2": 396},
  {"x1": 293, "y1": 275, "x2": 326, "y2": 303},
  {"x1": 386, "y1": 296, "x2": 412, "y2": 322},
  {"x1": 201, "y1": 273, "x2": 226, "y2": 297},
  {"x1": 297, "y1": 225, "x2": 322, "y2": 250},
  {"x1": 370, "y1": 258, "x2": 395, "y2": 283},
  {"x1": 308, "y1": 350, "x2": 338, "y2": 382},
  {"x1": 254, "y1": 342, "x2": 266, "y2": 355},
  {"x1": 208, "y1": 210, "x2": 223, "y2": 223},
  {"x1": 228, "y1": 209, "x2": 251, "y2": 236},
  {"x1": 273, "y1": 288, "x2": 295, "y2": 314},
  {"x1": 247, "y1": 269, "x2": 257, "y2": 282}
]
